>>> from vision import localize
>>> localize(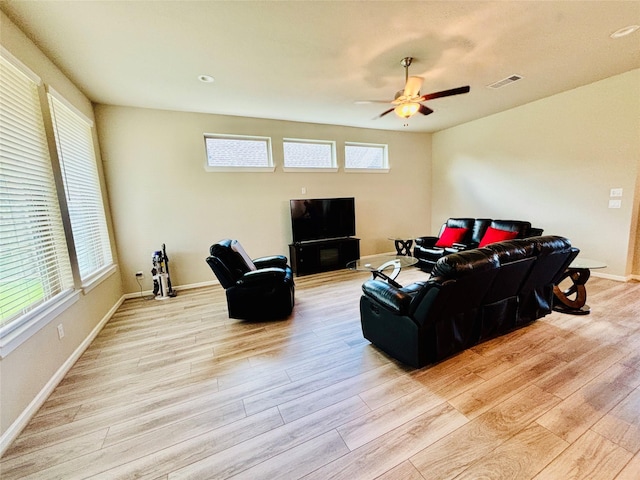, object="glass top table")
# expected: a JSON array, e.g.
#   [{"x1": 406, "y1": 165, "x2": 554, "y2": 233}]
[
  {"x1": 567, "y1": 257, "x2": 607, "y2": 270},
  {"x1": 347, "y1": 254, "x2": 418, "y2": 288}
]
